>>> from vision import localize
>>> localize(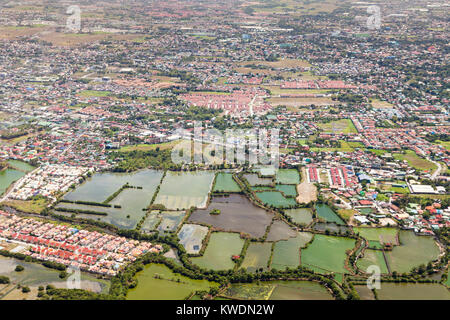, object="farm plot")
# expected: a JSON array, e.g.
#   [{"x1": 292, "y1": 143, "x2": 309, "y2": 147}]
[
  {"x1": 191, "y1": 232, "x2": 245, "y2": 271},
  {"x1": 271, "y1": 232, "x2": 313, "y2": 270},
  {"x1": 154, "y1": 171, "x2": 215, "y2": 210},
  {"x1": 188, "y1": 194, "x2": 273, "y2": 239},
  {"x1": 178, "y1": 224, "x2": 209, "y2": 254}
]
